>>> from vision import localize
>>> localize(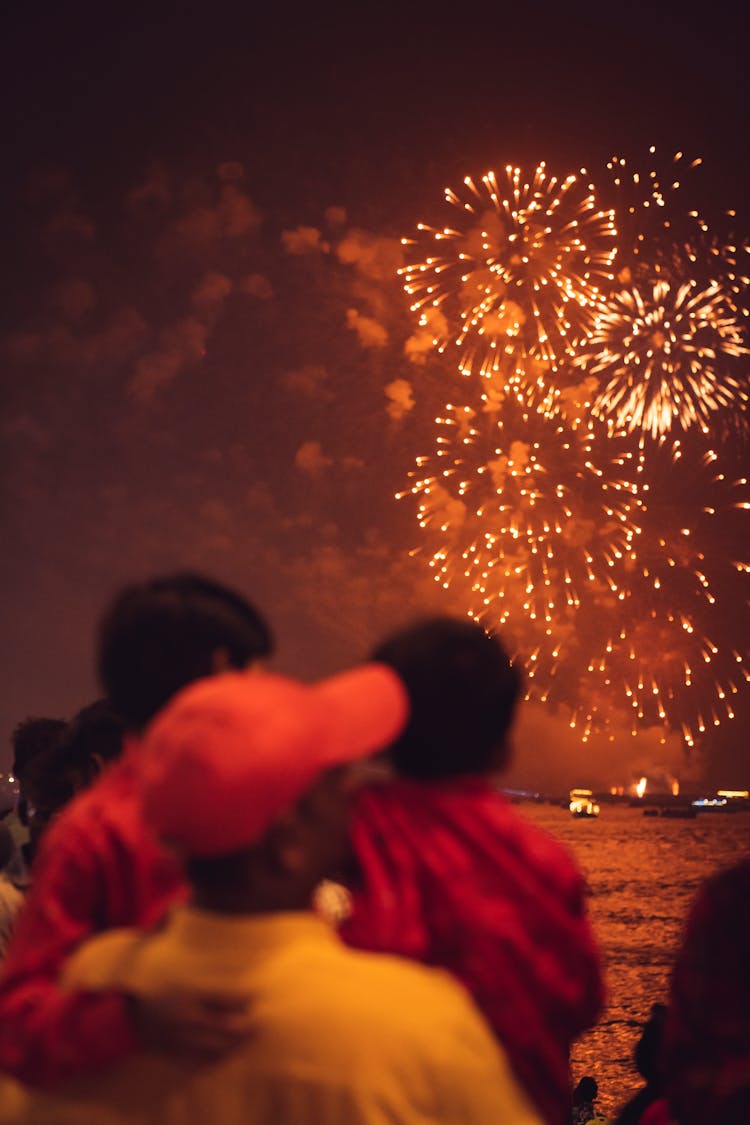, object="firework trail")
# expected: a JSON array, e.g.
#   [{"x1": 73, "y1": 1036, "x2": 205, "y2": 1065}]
[{"x1": 399, "y1": 164, "x2": 617, "y2": 402}]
